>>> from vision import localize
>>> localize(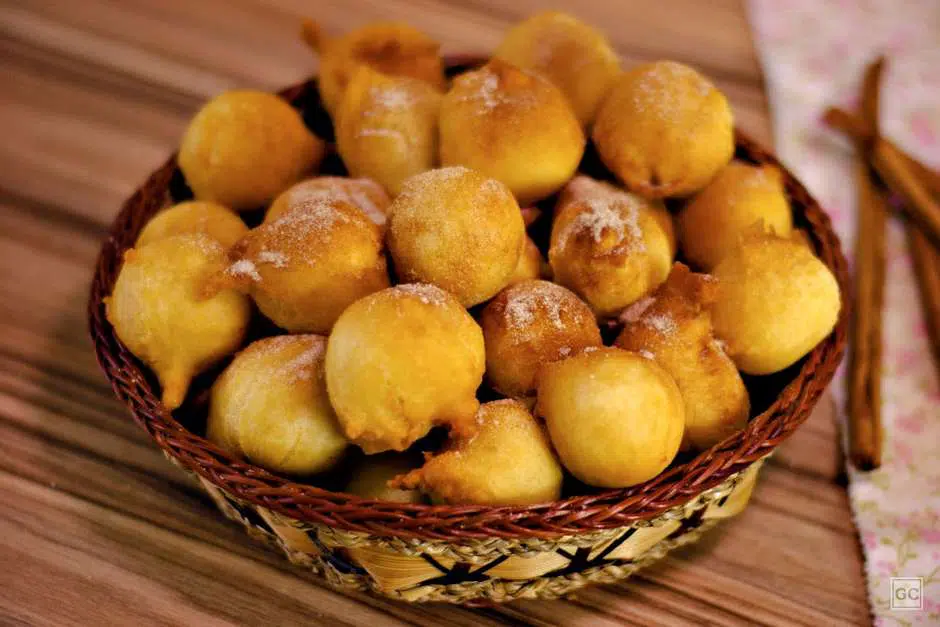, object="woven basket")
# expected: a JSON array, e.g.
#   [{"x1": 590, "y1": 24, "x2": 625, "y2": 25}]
[{"x1": 88, "y1": 57, "x2": 849, "y2": 605}]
